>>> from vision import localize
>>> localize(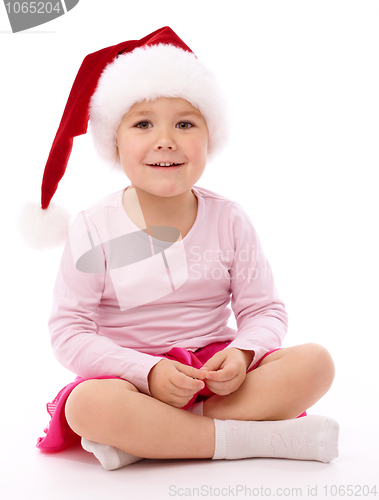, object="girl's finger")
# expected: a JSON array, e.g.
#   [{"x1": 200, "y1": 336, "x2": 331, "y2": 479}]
[
  {"x1": 205, "y1": 363, "x2": 237, "y2": 382},
  {"x1": 171, "y1": 370, "x2": 205, "y2": 392},
  {"x1": 174, "y1": 362, "x2": 207, "y2": 380}
]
